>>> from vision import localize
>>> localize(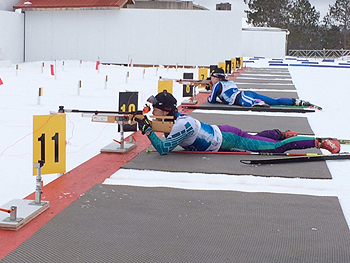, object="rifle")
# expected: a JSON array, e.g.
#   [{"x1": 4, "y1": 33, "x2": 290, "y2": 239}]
[
  {"x1": 57, "y1": 106, "x2": 174, "y2": 133},
  {"x1": 159, "y1": 76, "x2": 212, "y2": 89}
]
